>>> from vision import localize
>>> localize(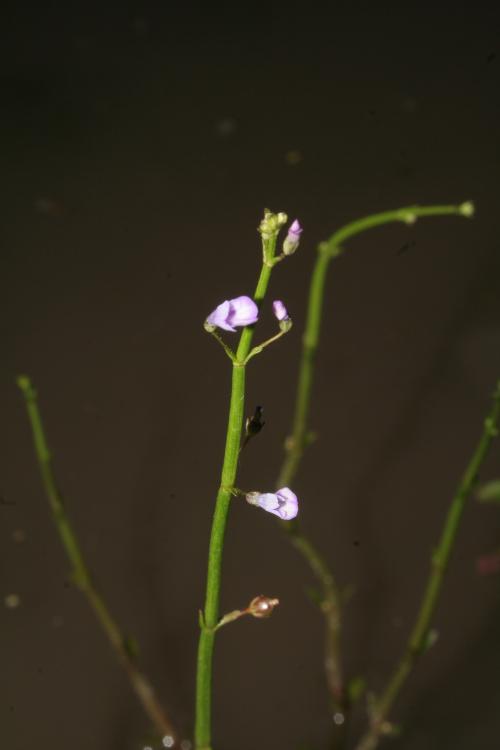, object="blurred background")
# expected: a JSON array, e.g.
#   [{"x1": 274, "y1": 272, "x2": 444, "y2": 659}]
[{"x1": 1, "y1": 3, "x2": 500, "y2": 749}]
